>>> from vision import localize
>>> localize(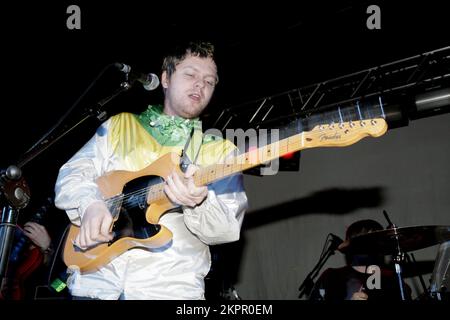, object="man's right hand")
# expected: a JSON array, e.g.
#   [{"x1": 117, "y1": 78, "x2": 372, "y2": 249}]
[{"x1": 74, "y1": 201, "x2": 114, "y2": 250}]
